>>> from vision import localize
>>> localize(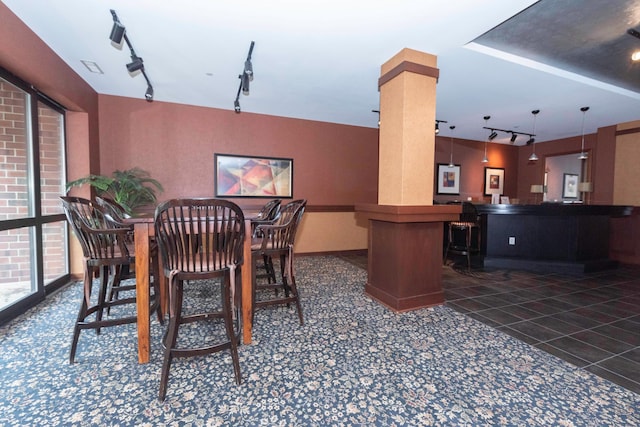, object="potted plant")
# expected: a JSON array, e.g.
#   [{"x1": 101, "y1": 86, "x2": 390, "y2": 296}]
[{"x1": 66, "y1": 167, "x2": 163, "y2": 214}]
